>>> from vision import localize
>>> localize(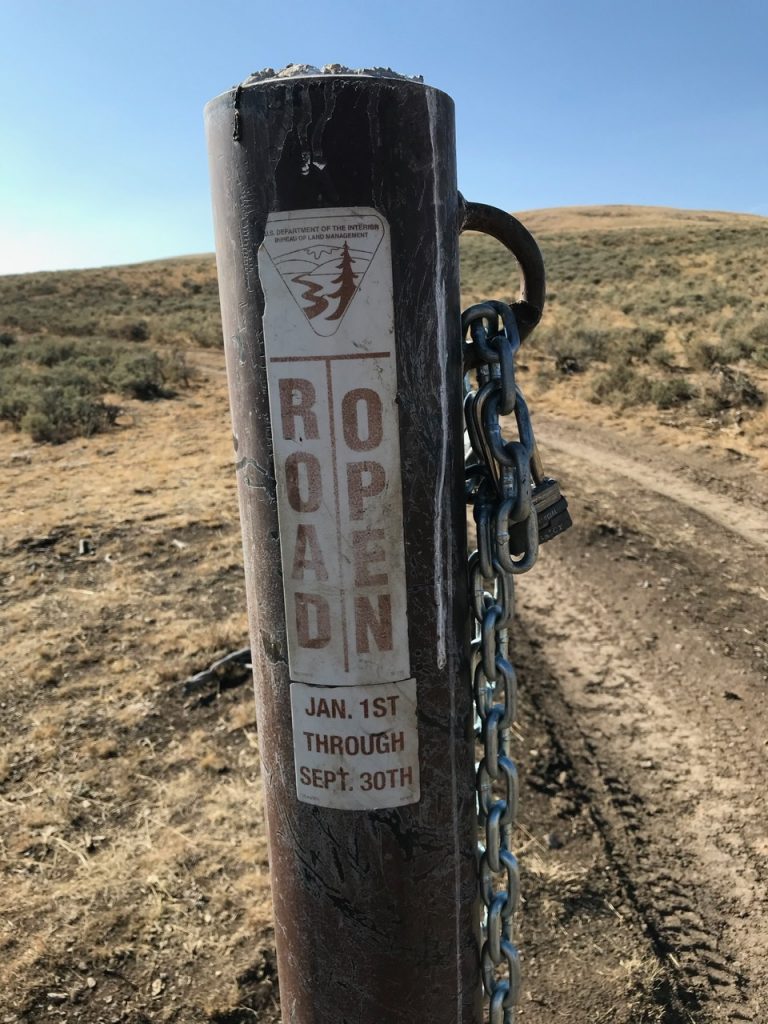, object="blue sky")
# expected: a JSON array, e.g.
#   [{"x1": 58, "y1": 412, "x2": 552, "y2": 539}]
[{"x1": 1, "y1": 0, "x2": 766, "y2": 274}]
